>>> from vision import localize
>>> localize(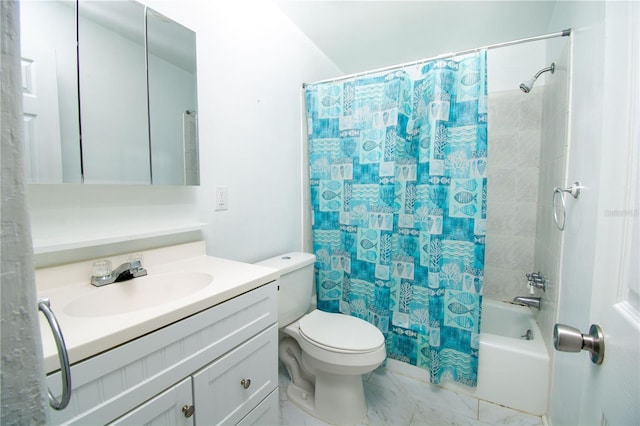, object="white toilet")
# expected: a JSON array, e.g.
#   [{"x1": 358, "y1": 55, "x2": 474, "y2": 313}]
[{"x1": 257, "y1": 252, "x2": 386, "y2": 425}]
